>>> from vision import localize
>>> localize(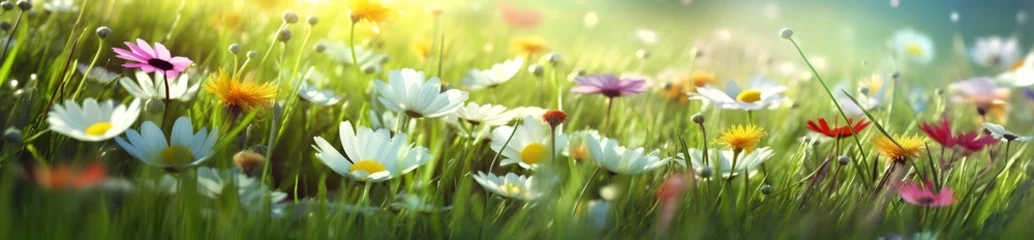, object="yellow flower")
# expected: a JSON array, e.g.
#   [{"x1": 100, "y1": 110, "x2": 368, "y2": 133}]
[
  {"x1": 662, "y1": 71, "x2": 715, "y2": 103},
  {"x1": 512, "y1": 36, "x2": 547, "y2": 57},
  {"x1": 205, "y1": 71, "x2": 277, "y2": 112},
  {"x1": 717, "y1": 124, "x2": 766, "y2": 154},
  {"x1": 873, "y1": 134, "x2": 926, "y2": 162},
  {"x1": 862, "y1": 73, "x2": 885, "y2": 95},
  {"x1": 689, "y1": 71, "x2": 716, "y2": 88},
  {"x1": 411, "y1": 39, "x2": 432, "y2": 59},
  {"x1": 348, "y1": 0, "x2": 396, "y2": 24}
]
